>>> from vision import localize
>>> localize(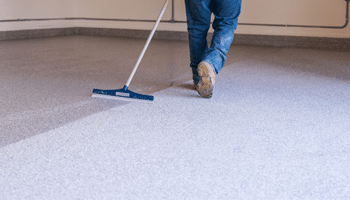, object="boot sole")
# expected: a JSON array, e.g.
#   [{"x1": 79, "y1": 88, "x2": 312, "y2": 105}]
[{"x1": 197, "y1": 62, "x2": 215, "y2": 98}]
